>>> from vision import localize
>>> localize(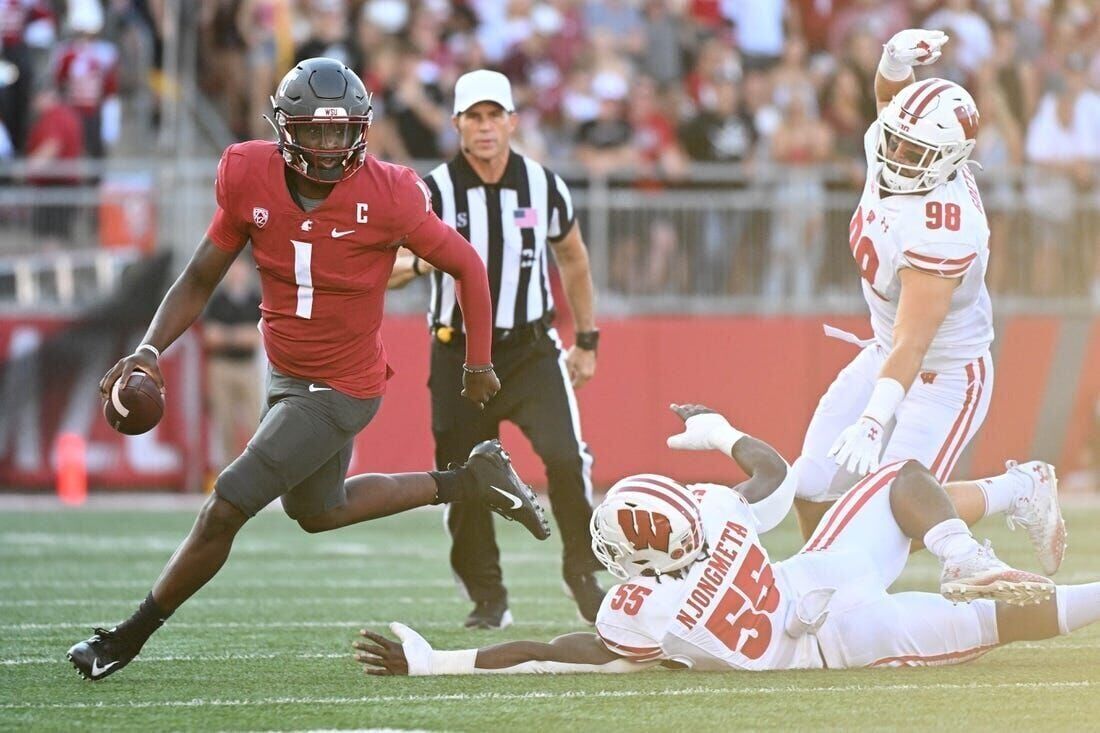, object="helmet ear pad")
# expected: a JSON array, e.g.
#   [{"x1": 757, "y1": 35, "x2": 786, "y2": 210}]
[{"x1": 269, "y1": 58, "x2": 374, "y2": 183}]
